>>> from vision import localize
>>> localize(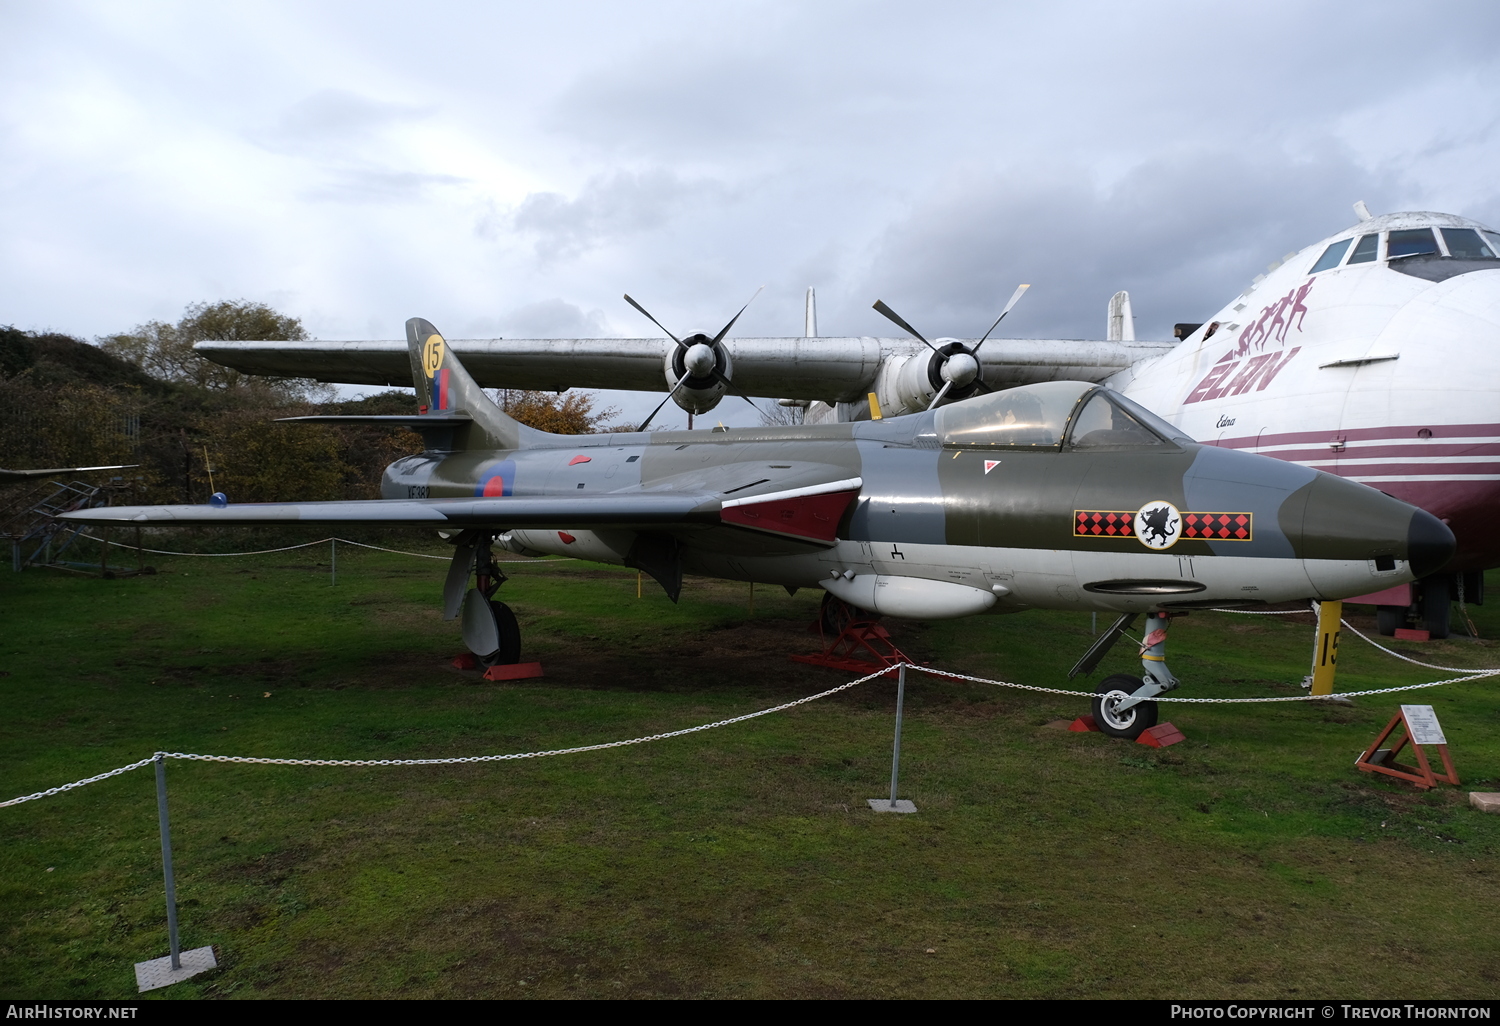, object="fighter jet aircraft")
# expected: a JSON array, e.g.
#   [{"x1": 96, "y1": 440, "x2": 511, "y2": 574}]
[
  {"x1": 64, "y1": 318, "x2": 1453, "y2": 739},
  {"x1": 195, "y1": 206, "x2": 1499, "y2": 638}
]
